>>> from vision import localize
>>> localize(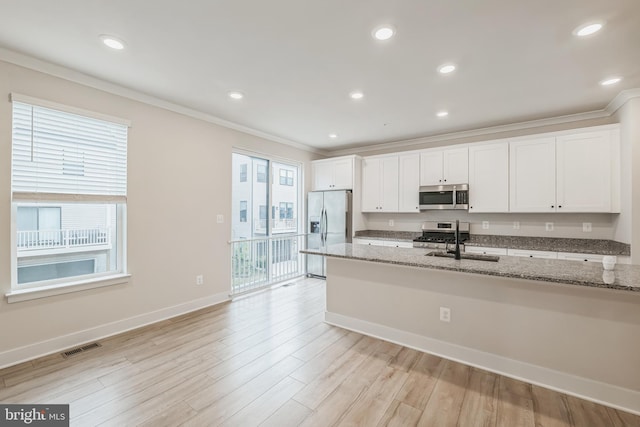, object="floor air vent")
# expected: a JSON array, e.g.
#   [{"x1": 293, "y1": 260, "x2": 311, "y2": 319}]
[{"x1": 62, "y1": 342, "x2": 102, "y2": 358}]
